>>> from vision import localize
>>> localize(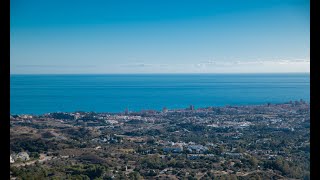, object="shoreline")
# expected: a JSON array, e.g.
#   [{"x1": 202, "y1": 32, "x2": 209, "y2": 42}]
[{"x1": 10, "y1": 99, "x2": 309, "y2": 116}]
